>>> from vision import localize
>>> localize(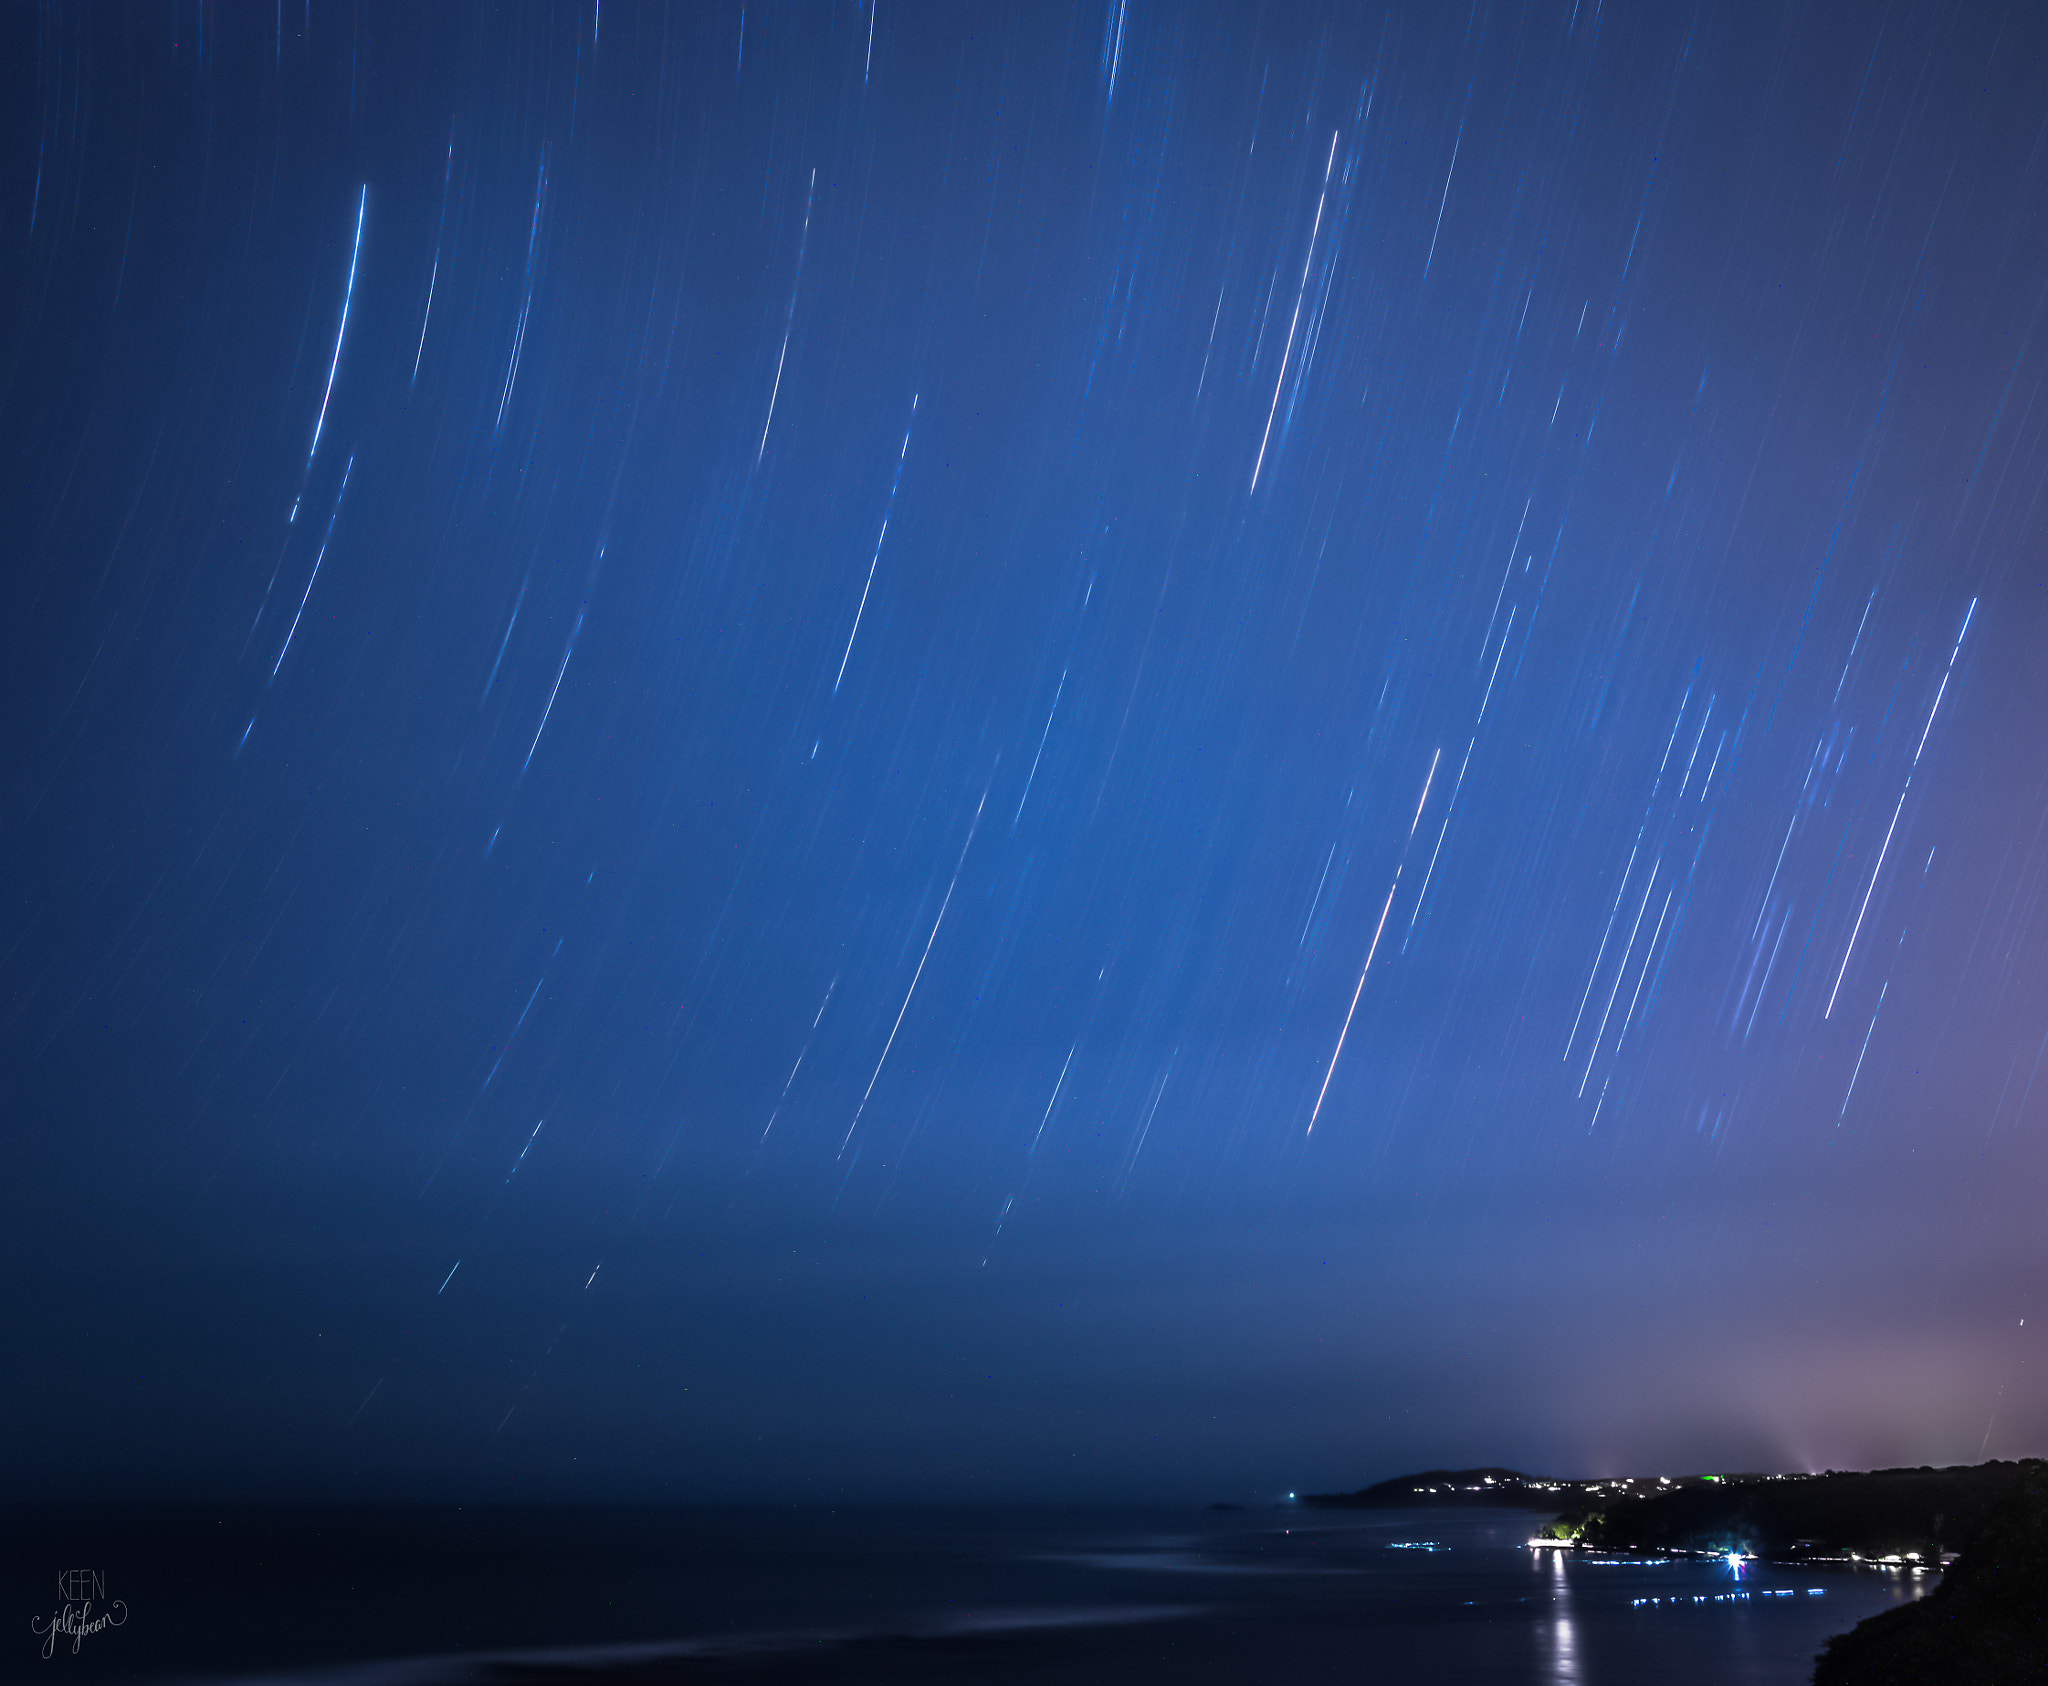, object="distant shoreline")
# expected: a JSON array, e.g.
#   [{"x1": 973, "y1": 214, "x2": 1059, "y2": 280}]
[{"x1": 1299, "y1": 1458, "x2": 2042, "y2": 1567}]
